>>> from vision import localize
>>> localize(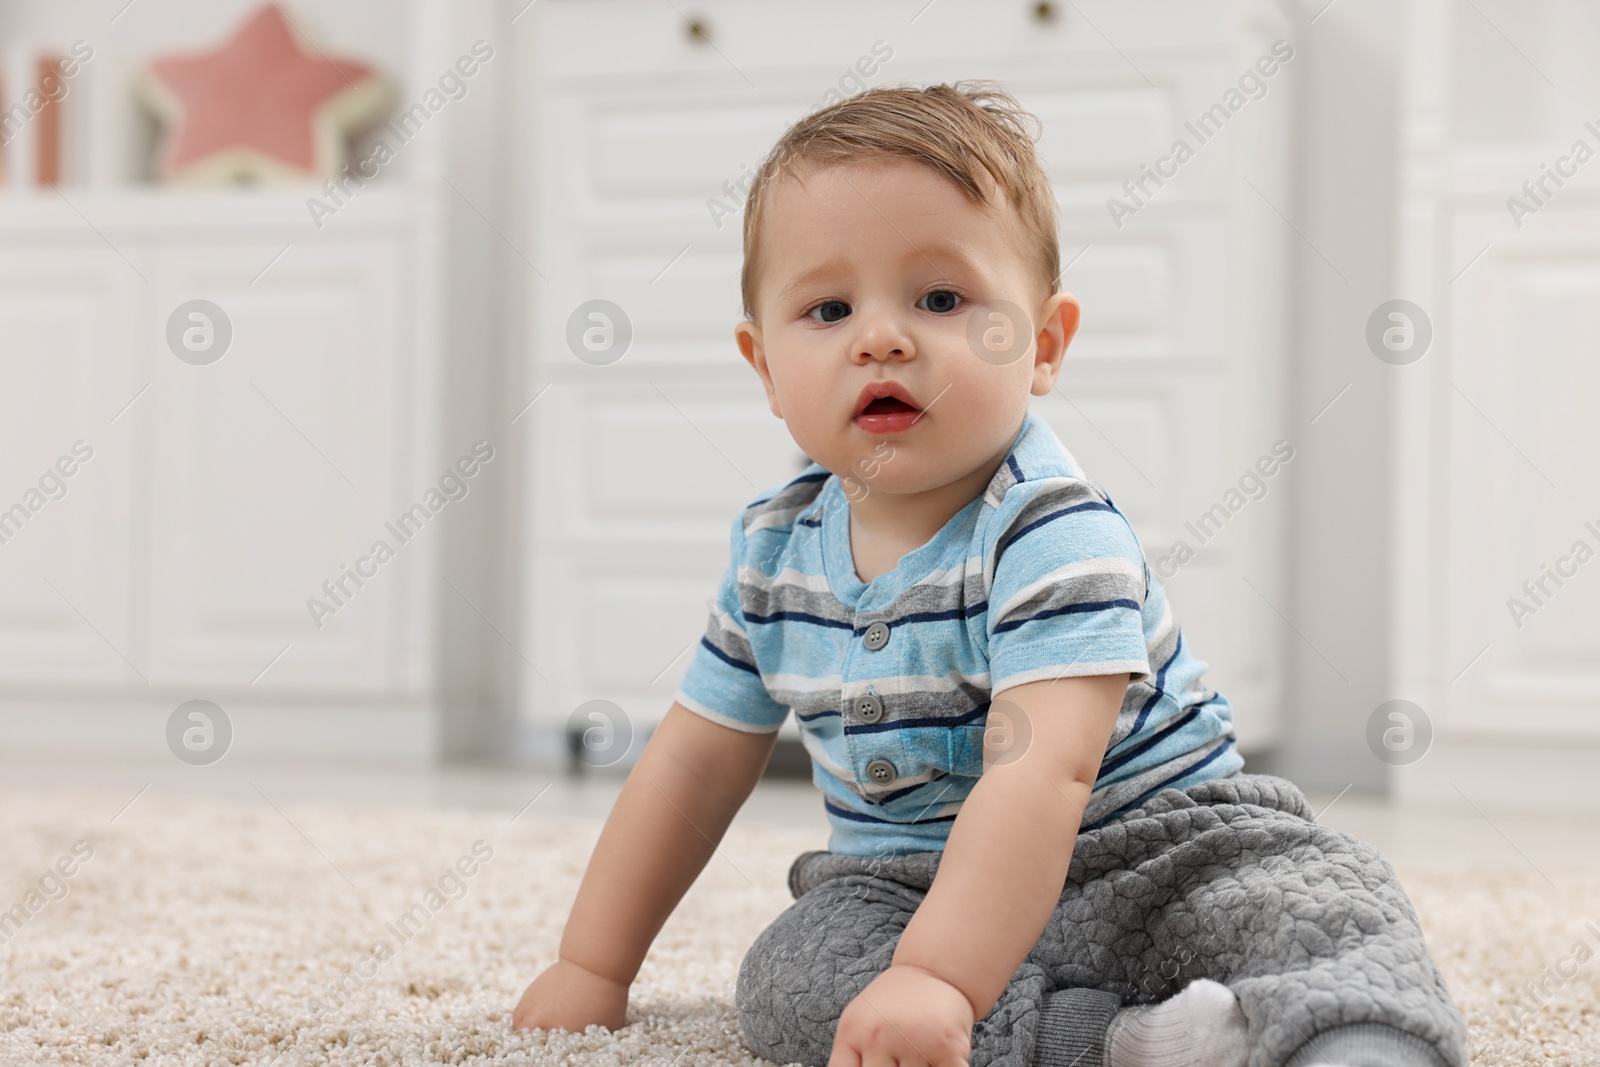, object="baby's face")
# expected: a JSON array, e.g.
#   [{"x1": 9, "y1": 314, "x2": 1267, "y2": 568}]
[{"x1": 736, "y1": 157, "x2": 1076, "y2": 500}]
